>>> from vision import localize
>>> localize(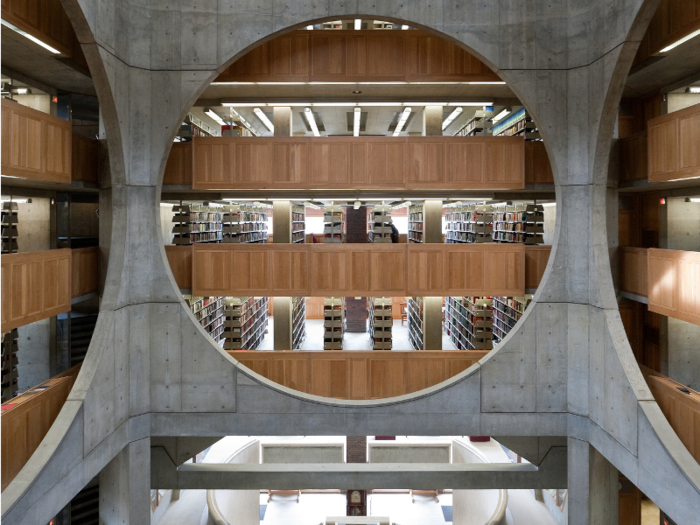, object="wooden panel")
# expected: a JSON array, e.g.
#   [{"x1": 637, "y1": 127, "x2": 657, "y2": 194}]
[
  {"x1": 44, "y1": 118, "x2": 71, "y2": 180},
  {"x1": 648, "y1": 104, "x2": 700, "y2": 183},
  {"x1": 305, "y1": 296, "x2": 325, "y2": 319},
  {"x1": 1, "y1": 365, "x2": 81, "y2": 491},
  {"x1": 217, "y1": 30, "x2": 500, "y2": 83},
  {"x1": 406, "y1": 141, "x2": 444, "y2": 186},
  {"x1": 165, "y1": 245, "x2": 193, "y2": 290},
  {"x1": 368, "y1": 246, "x2": 407, "y2": 295},
  {"x1": 1, "y1": 0, "x2": 79, "y2": 57},
  {"x1": 163, "y1": 142, "x2": 193, "y2": 185},
  {"x1": 270, "y1": 246, "x2": 310, "y2": 295},
  {"x1": 619, "y1": 247, "x2": 649, "y2": 297},
  {"x1": 524, "y1": 141, "x2": 554, "y2": 184},
  {"x1": 191, "y1": 245, "x2": 233, "y2": 296},
  {"x1": 71, "y1": 247, "x2": 99, "y2": 297},
  {"x1": 524, "y1": 245, "x2": 552, "y2": 290},
  {"x1": 71, "y1": 134, "x2": 99, "y2": 184},
  {"x1": 231, "y1": 351, "x2": 488, "y2": 400},
  {"x1": 192, "y1": 138, "x2": 232, "y2": 189},
  {"x1": 271, "y1": 139, "x2": 309, "y2": 186},
  {"x1": 618, "y1": 131, "x2": 648, "y2": 183},
  {"x1": 310, "y1": 140, "x2": 350, "y2": 185},
  {"x1": 368, "y1": 139, "x2": 406, "y2": 186},
  {"x1": 634, "y1": 0, "x2": 700, "y2": 64},
  {"x1": 648, "y1": 249, "x2": 700, "y2": 325}
]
